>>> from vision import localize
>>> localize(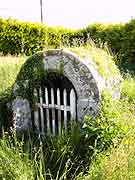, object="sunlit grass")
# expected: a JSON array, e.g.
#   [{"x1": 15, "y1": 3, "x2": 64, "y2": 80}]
[
  {"x1": 87, "y1": 136, "x2": 135, "y2": 180},
  {"x1": 86, "y1": 76, "x2": 135, "y2": 180},
  {"x1": 68, "y1": 42, "x2": 120, "y2": 78},
  {"x1": 0, "y1": 56, "x2": 26, "y2": 95},
  {"x1": 0, "y1": 50, "x2": 135, "y2": 180},
  {"x1": 121, "y1": 75, "x2": 135, "y2": 102}
]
